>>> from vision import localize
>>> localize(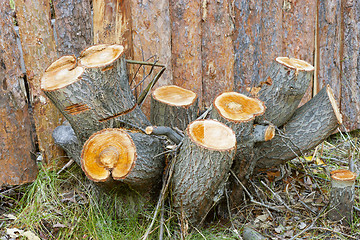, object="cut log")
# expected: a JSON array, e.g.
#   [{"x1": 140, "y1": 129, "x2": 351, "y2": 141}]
[
  {"x1": 210, "y1": 92, "x2": 268, "y2": 206},
  {"x1": 0, "y1": 2, "x2": 38, "y2": 186},
  {"x1": 53, "y1": 0, "x2": 93, "y2": 56},
  {"x1": 81, "y1": 128, "x2": 164, "y2": 193},
  {"x1": 41, "y1": 44, "x2": 150, "y2": 143},
  {"x1": 254, "y1": 85, "x2": 342, "y2": 169},
  {"x1": 14, "y1": 0, "x2": 64, "y2": 164},
  {"x1": 145, "y1": 126, "x2": 183, "y2": 145},
  {"x1": 328, "y1": 169, "x2": 356, "y2": 226},
  {"x1": 255, "y1": 57, "x2": 314, "y2": 127},
  {"x1": 172, "y1": 119, "x2": 236, "y2": 225},
  {"x1": 150, "y1": 85, "x2": 198, "y2": 131}
]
